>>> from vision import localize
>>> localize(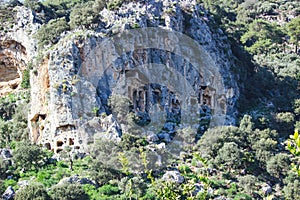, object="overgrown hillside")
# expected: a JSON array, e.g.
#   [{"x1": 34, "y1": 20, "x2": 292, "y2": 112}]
[{"x1": 0, "y1": 0, "x2": 300, "y2": 199}]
